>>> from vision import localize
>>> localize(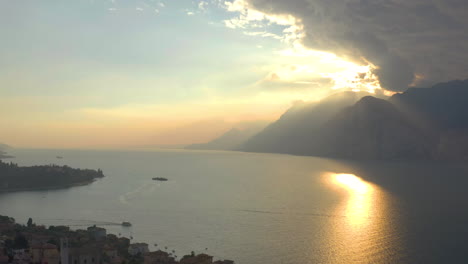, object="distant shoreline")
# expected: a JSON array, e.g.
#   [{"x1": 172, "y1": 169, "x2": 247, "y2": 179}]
[
  {"x1": 0, "y1": 178, "x2": 98, "y2": 194},
  {"x1": 0, "y1": 161, "x2": 104, "y2": 194}
]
